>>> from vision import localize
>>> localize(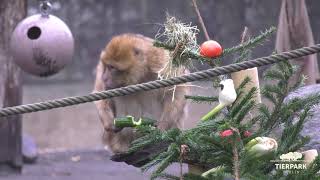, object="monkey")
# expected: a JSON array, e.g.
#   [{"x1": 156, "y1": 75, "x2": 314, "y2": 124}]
[{"x1": 93, "y1": 33, "x2": 189, "y2": 153}]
